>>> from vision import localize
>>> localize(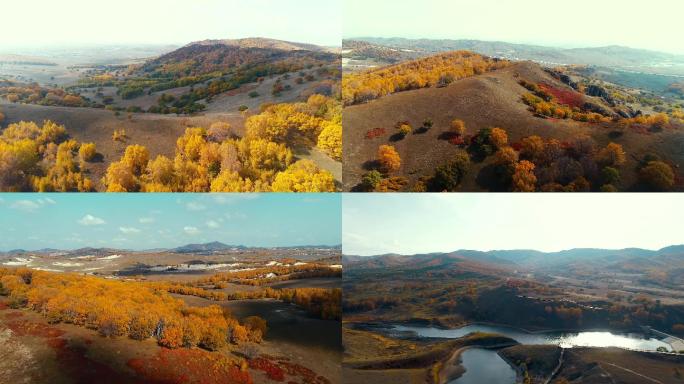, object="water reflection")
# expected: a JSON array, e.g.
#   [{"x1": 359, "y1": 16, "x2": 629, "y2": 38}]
[{"x1": 391, "y1": 324, "x2": 671, "y2": 351}]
